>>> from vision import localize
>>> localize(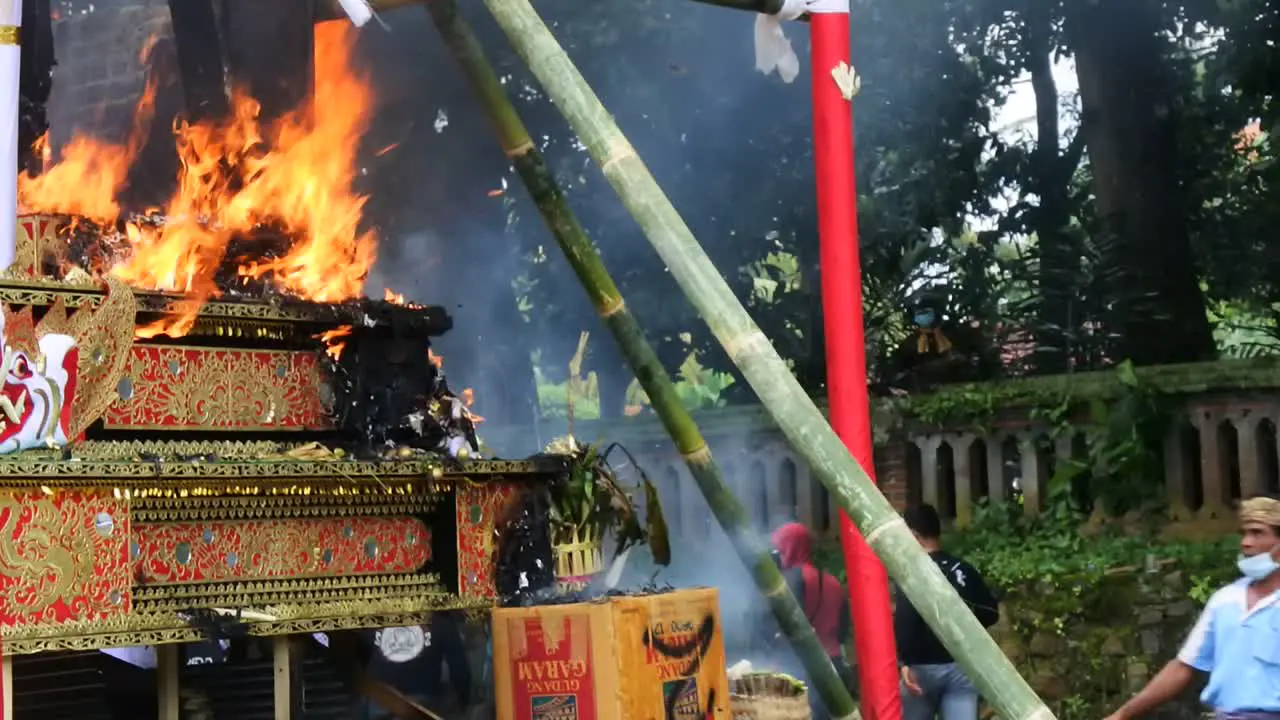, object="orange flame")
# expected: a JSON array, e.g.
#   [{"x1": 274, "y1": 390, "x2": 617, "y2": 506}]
[
  {"x1": 19, "y1": 22, "x2": 377, "y2": 339},
  {"x1": 30, "y1": 132, "x2": 51, "y2": 174},
  {"x1": 384, "y1": 288, "x2": 406, "y2": 304},
  {"x1": 18, "y1": 37, "x2": 161, "y2": 223},
  {"x1": 315, "y1": 324, "x2": 353, "y2": 361}
]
